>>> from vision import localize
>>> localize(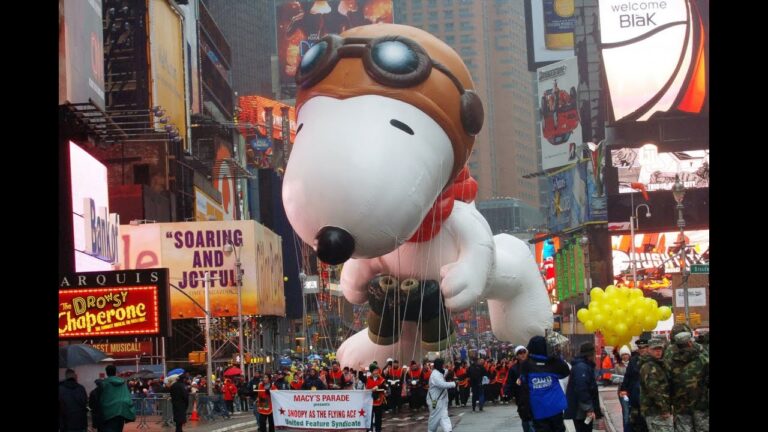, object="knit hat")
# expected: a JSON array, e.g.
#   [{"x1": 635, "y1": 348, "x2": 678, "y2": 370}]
[
  {"x1": 513, "y1": 345, "x2": 528, "y2": 355},
  {"x1": 527, "y1": 335, "x2": 548, "y2": 356},
  {"x1": 579, "y1": 342, "x2": 596, "y2": 356},
  {"x1": 369, "y1": 364, "x2": 380, "y2": 373},
  {"x1": 674, "y1": 331, "x2": 692, "y2": 345},
  {"x1": 619, "y1": 345, "x2": 631, "y2": 356}
]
